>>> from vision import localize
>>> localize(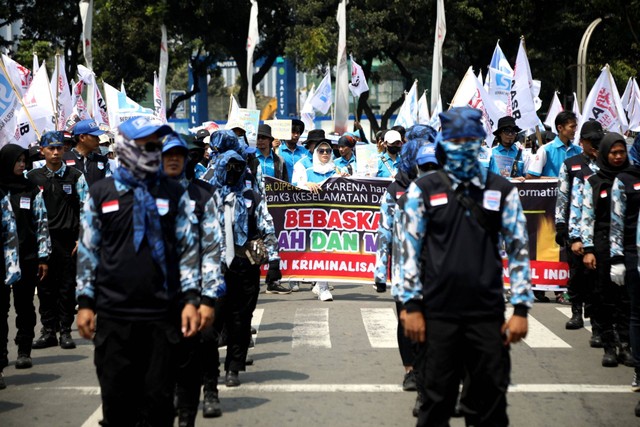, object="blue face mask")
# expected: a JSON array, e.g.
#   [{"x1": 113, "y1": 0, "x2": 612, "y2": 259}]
[
  {"x1": 99, "y1": 146, "x2": 110, "y2": 156},
  {"x1": 441, "y1": 138, "x2": 483, "y2": 180}
]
